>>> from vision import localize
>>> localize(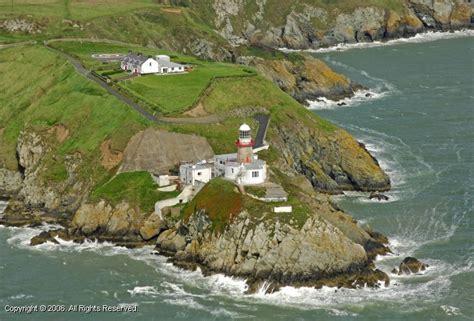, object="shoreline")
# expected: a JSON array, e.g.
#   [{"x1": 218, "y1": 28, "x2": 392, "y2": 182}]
[{"x1": 280, "y1": 29, "x2": 474, "y2": 54}]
